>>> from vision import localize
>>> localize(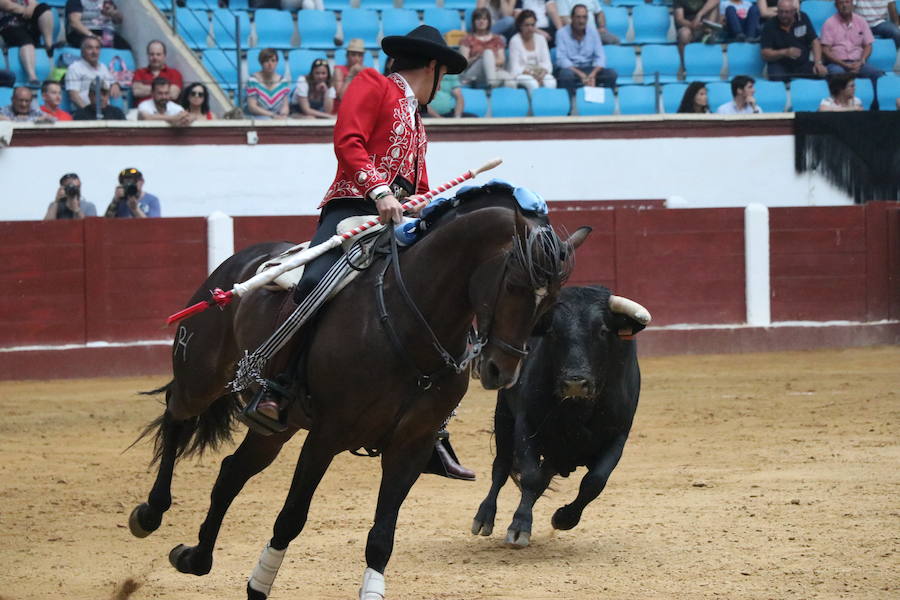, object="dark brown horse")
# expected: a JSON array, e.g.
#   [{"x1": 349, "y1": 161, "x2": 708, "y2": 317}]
[{"x1": 129, "y1": 183, "x2": 589, "y2": 599}]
